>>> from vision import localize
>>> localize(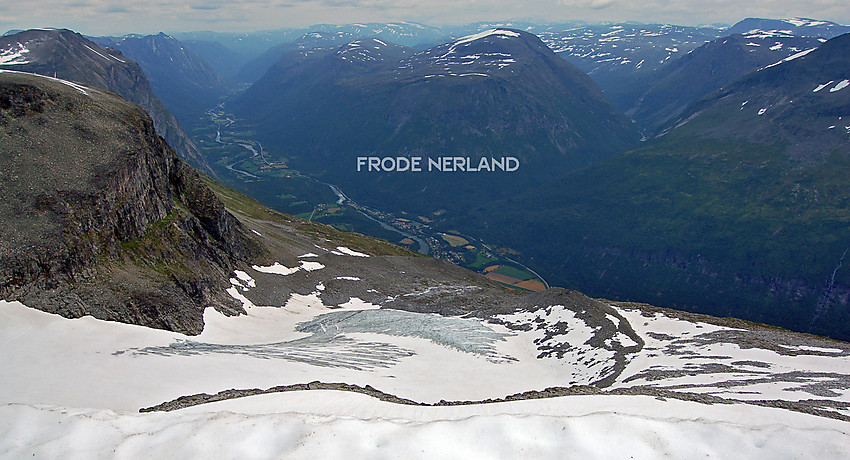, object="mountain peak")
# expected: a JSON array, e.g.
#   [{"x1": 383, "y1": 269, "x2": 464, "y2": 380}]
[
  {"x1": 400, "y1": 28, "x2": 546, "y2": 79},
  {"x1": 452, "y1": 28, "x2": 523, "y2": 45}
]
